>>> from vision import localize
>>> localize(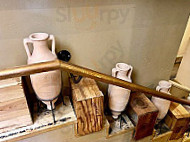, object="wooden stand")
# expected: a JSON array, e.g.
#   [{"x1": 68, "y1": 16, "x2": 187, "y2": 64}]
[
  {"x1": 0, "y1": 96, "x2": 77, "y2": 142},
  {"x1": 126, "y1": 92, "x2": 158, "y2": 140},
  {"x1": 0, "y1": 77, "x2": 32, "y2": 133},
  {"x1": 165, "y1": 102, "x2": 190, "y2": 140},
  {"x1": 70, "y1": 77, "x2": 104, "y2": 136}
]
